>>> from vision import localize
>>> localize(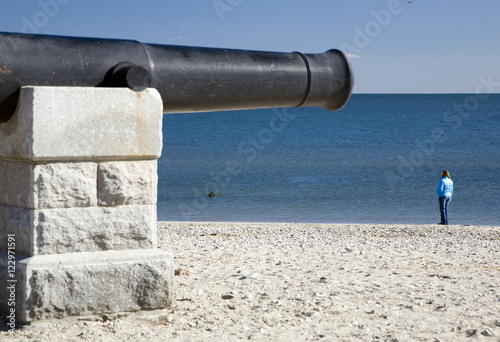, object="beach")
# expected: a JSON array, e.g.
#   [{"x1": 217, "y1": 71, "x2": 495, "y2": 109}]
[{"x1": 2, "y1": 222, "x2": 499, "y2": 341}]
